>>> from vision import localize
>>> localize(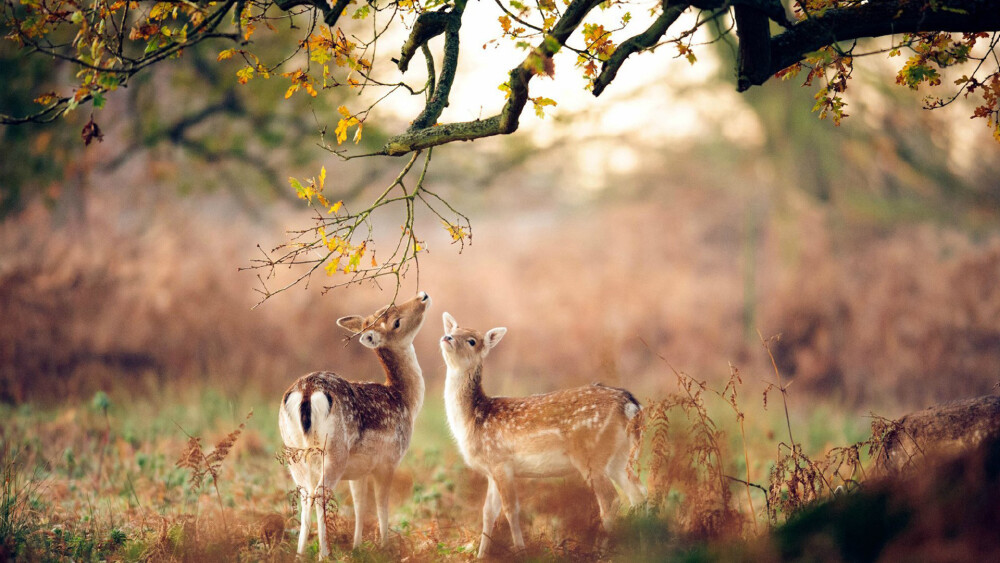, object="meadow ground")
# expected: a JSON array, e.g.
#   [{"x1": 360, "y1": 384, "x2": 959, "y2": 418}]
[{"x1": 2, "y1": 364, "x2": 884, "y2": 562}]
